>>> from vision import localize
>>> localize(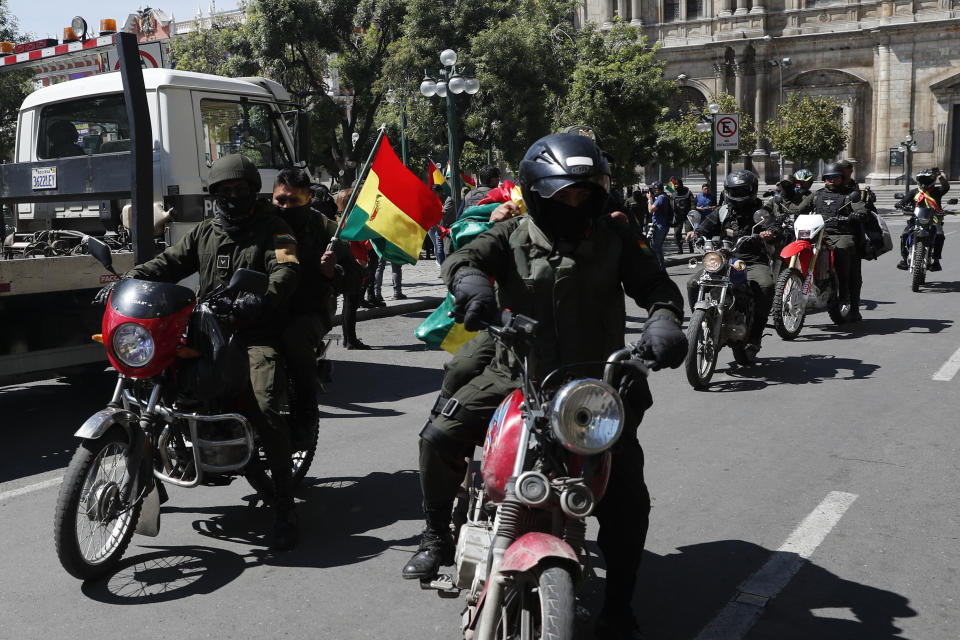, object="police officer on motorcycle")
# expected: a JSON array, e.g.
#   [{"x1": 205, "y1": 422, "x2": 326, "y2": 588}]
[
  {"x1": 795, "y1": 169, "x2": 815, "y2": 197},
  {"x1": 402, "y1": 133, "x2": 687, "y2": 640},
  {"x1": 897, "y1": 168, "x2": 950, "y2": 271},
  {"x1": 685, "y1": 169, "x2": 777, "y2": 356},
  {"x1": 815, "y1": 162, "x2": 867, "y2": 321},
  {"x1": 127, "y1": 154, "x2": 302, "y2": 550},
  {"x1": 763, "y1": 173, "x2": 813, "y2": 226}
]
